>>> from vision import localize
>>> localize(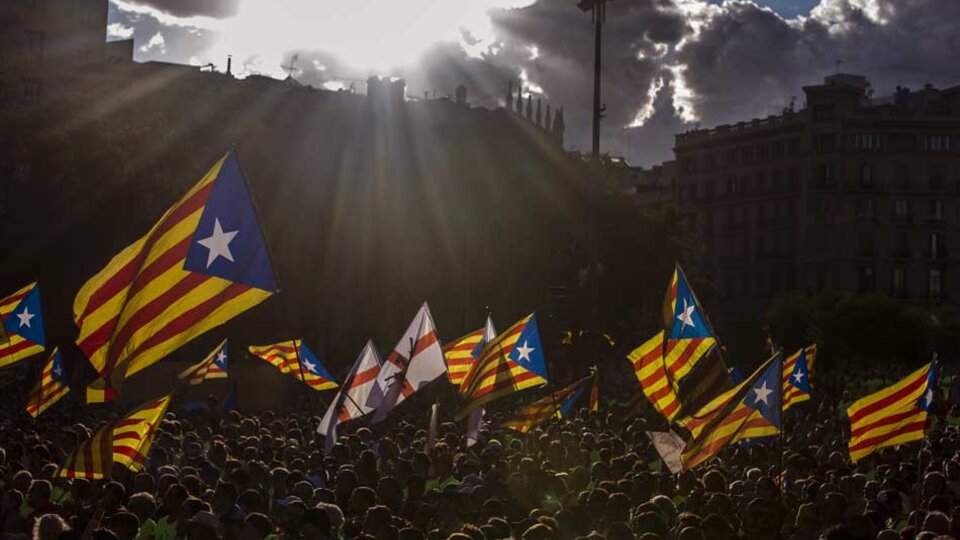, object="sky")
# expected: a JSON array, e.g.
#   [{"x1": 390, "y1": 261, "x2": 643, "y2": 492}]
[{"x1": 107, "y1": 0, "x2": 960, "y2": 166}]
